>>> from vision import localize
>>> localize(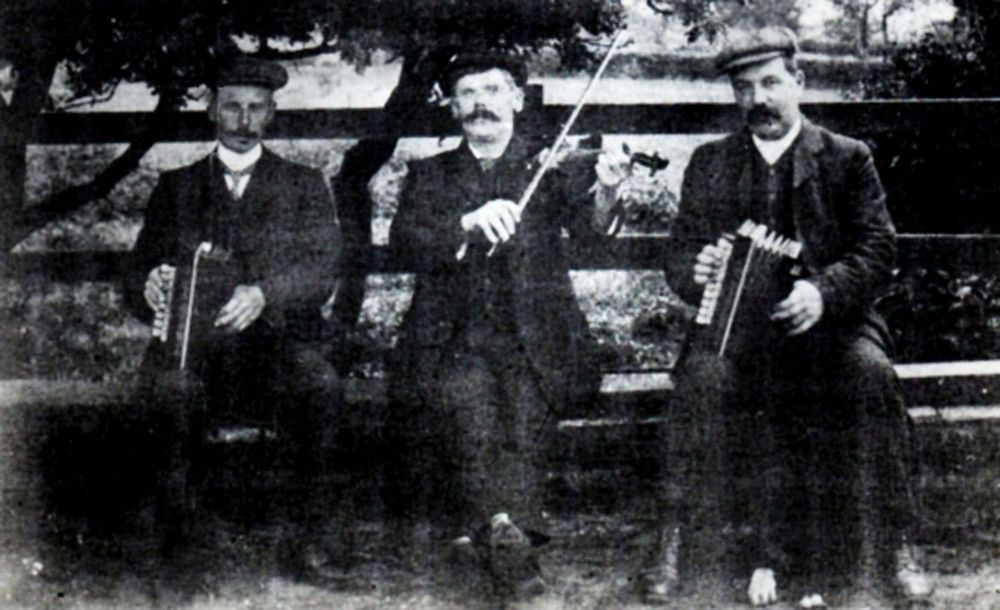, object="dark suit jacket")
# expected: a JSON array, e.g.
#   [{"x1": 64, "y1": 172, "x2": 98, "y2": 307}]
[
  {"x1": 389, "y1": 136, "x2": 606, "y2": 410},
  {"x1": 124, "y1": 147, "x2": 342, "y2": 347},
  {"x1": 666, "y1": 118, "x2": 896, "y2": 346}
]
